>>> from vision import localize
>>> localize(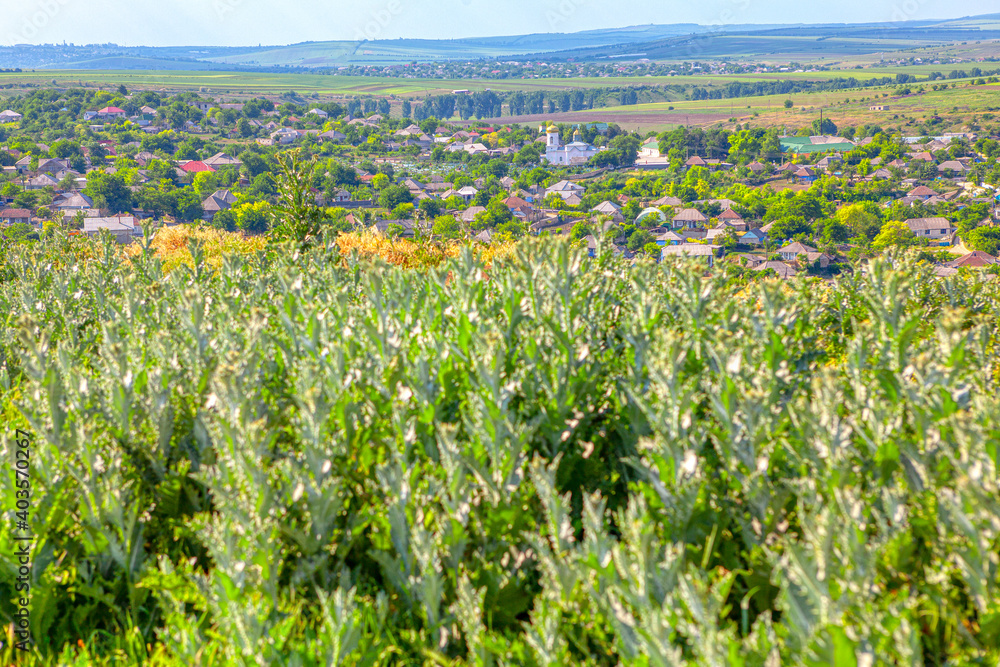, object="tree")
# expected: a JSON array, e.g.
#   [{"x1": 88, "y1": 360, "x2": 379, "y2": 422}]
[
  {"x1": 236, "y1": 118, "x2": 253, "y2": 138},
  {"x1": 84, "y1": 171, "x2": 133, "y2": 213},
  {"x1": 819, "y1": 218, "x2": 850, "y2": 244},
  {"x1": 591, "y1": 134, "x2": 641, "y2": 169},
  {"x1": 718, "y1": 228, "x2": 739, "y2": 251},
  {"x1": 174, "y1": 188, "x2": 204, "y2": 221},
  {"x1": 836, "y1": 203, "x2": 882, "y2": 240},
  {"x1": 192, "y1": 171, "x2": 220, "y2": 199},
  {"x1": 768, "y1": 215, "x2": 812, "y2": 240},
  {"x1": 419, "y1": 117, "x2": 439, "y2": 135},
  {"x1": 784, "y1": 99, "x2": 794, "y2": 109},
  {"x1": 431, "y1": 214, "x2": 463, "y2": 239},
  {"x1": 812, "y1": 117, "x2": 837, "y2": 136},
  {"x1": 390, "y1": 203, "x2": 415, "y2": 219},
  {"x1": 472, "y1": 201, "x2": 514, "y2": 231},
  {"x1": 418, "y1": 198, "x2": 442, "y2": 219},
  {"x1": 401, "y1": 99, "x2": 412, "y2": 118},
  {"x1": 965, "y1": 226, "x2": 1000, "y2": 255},
  {"x1": 627, "y1": 229, "x2": 654, "y2": 252},
  {"x1": 642, "y1": 241, "x2": 662, "y2": 259},
  {"x1": 728, "y1": 128, "x2": 764, "y2": 162},
  {"x1": 872, "y1": 219, "x2": 919, "y2": 251},
  {"x1": 248, "y1": 173, "x2": 277, "y2": 199},
  {"x1": 378, "y1": 185, "x2": 411, "y2": 210},
  {"x1": 515, "y1": 143, "x2": 541, "y2": 167},
  {"x1": 210, "y1": 207, "x2": 238, "y2": 232},
  {"x1": 570, "y1": 220, "x2": 592, "y2": 240},
  {"x1": 372, "y1": 173, "x2": 390, "y2": 190}
]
